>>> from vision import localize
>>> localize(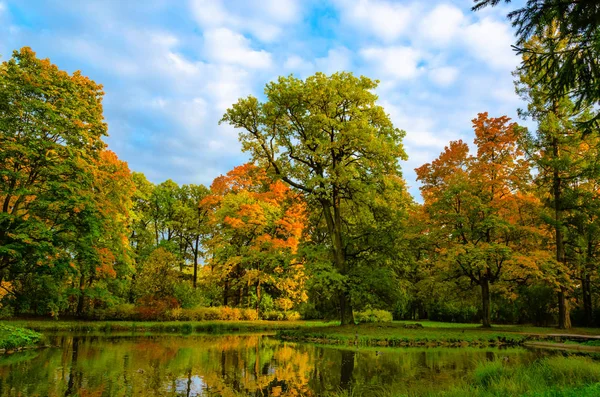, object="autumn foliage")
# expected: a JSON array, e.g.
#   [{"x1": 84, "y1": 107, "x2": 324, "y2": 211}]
[{"x1": 201, "y1": 163, "x2": 308, "y2": 313}]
